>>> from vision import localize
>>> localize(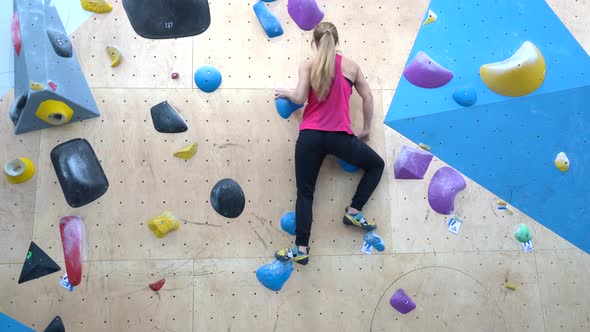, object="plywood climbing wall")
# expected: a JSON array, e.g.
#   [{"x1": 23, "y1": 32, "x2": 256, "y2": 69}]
[{"x1": 1, "y1": 0, "x2": 590, "y2": 331}]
